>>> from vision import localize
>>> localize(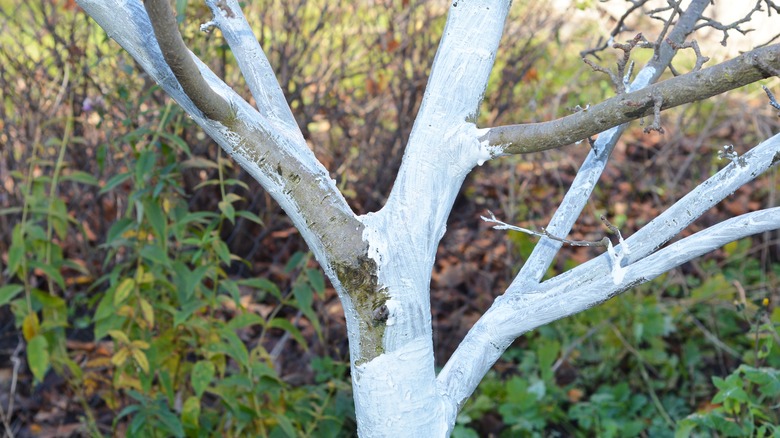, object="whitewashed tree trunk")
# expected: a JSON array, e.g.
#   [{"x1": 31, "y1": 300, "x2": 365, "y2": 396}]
[{"x1": 76, "y1": 0, "x2": 780, "y2": 435}]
